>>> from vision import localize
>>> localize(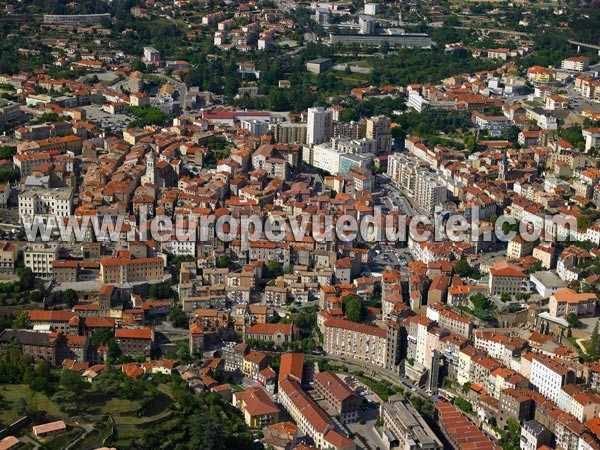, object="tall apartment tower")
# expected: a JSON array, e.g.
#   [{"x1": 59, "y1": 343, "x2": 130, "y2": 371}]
[
  {"x1": 414, "y1": 169, "x2": 447, "y2": 216},
  {"x1": 307, "y1": 107, "x2": 333, "y2": 145},
  {"x1": 358, "y1": 15, "x2": 376, "y2": 35},
  {"x1": 366, "y1": 115, "x2": 392, "y2": 154}
]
